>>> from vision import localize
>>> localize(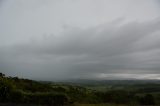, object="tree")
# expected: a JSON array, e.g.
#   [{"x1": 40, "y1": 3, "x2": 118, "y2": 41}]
[{"x1": 0, "y1": 73, "x2": 5, "y2": 77}]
